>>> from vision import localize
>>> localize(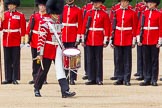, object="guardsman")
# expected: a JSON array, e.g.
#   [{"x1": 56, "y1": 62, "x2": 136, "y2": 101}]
[
  {"x1": 81, "y1": 0, "x2": 107, "y2": 81},
  {"x1": 134, "y1": 0, "x2": 147, "y2": 81},
  {"x1": 61, "y1": 0, "x2": 83, "y2": 85},
  {"x1": 34, "y1": 0, "x2": 76, "y2": 98},
  {"x1": 109, "y1": 0, "x2": 133, "y2": 81},
  {"x1": 81, "y1": 0, "x2": 111, "y2": 85},
  {"x1": 0, "y1": 0, "x2": 26, "y2": 84},
  {"x1": 26, "y1": 0, "x2": 49, "y2": 84},
  {"x1": 137, "y1": 0, "x2": 162, "y2": 86},
  {"x1": 110, "y1": 0, "x2": 138, "y2": 86}
]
